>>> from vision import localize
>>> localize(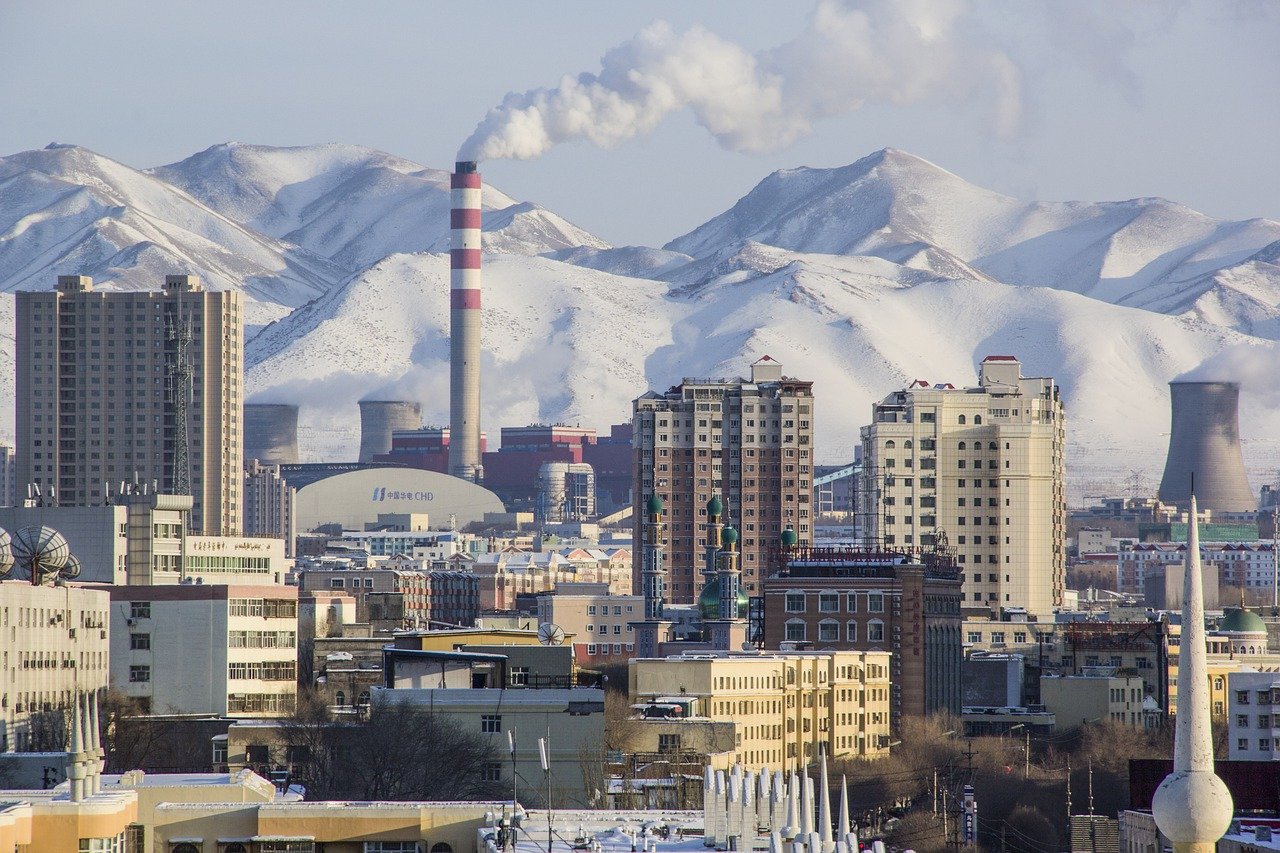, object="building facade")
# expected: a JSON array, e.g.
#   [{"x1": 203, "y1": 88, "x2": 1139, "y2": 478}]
[
  {"x1": 16, "y1": 275, "x2": 243, "y2": 534},
  {"x1": 1040, "y1": 669, "x2": 1151, "y2": 730},
  {"x1": 0, "y1": 581, "x2": 110, "y2": 752},
  {"x1": 108, "y1": 584, "x2": 298, "y2": 716},
  {"x1": 627, "y1": 650, "x2": 892, "y2": 769},
  {"x1": 760, "y1": 546, "x2": 964, "y2": 722},
  {"x1": 1227, "y1": 669, "x2": 1280, "y2": 760},
  {"x1": 860, "y1": 355, "x2": 1066, "y2": 615},
  {"x1": 244, "y1": 459, "x2": 296, "y2": 557},
  {"x1": 632, "y1": 356, "x2": 815, "y2": 604},
  {"x1": 535, "y1": 586, "x2": 644, "y2": 664}
]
